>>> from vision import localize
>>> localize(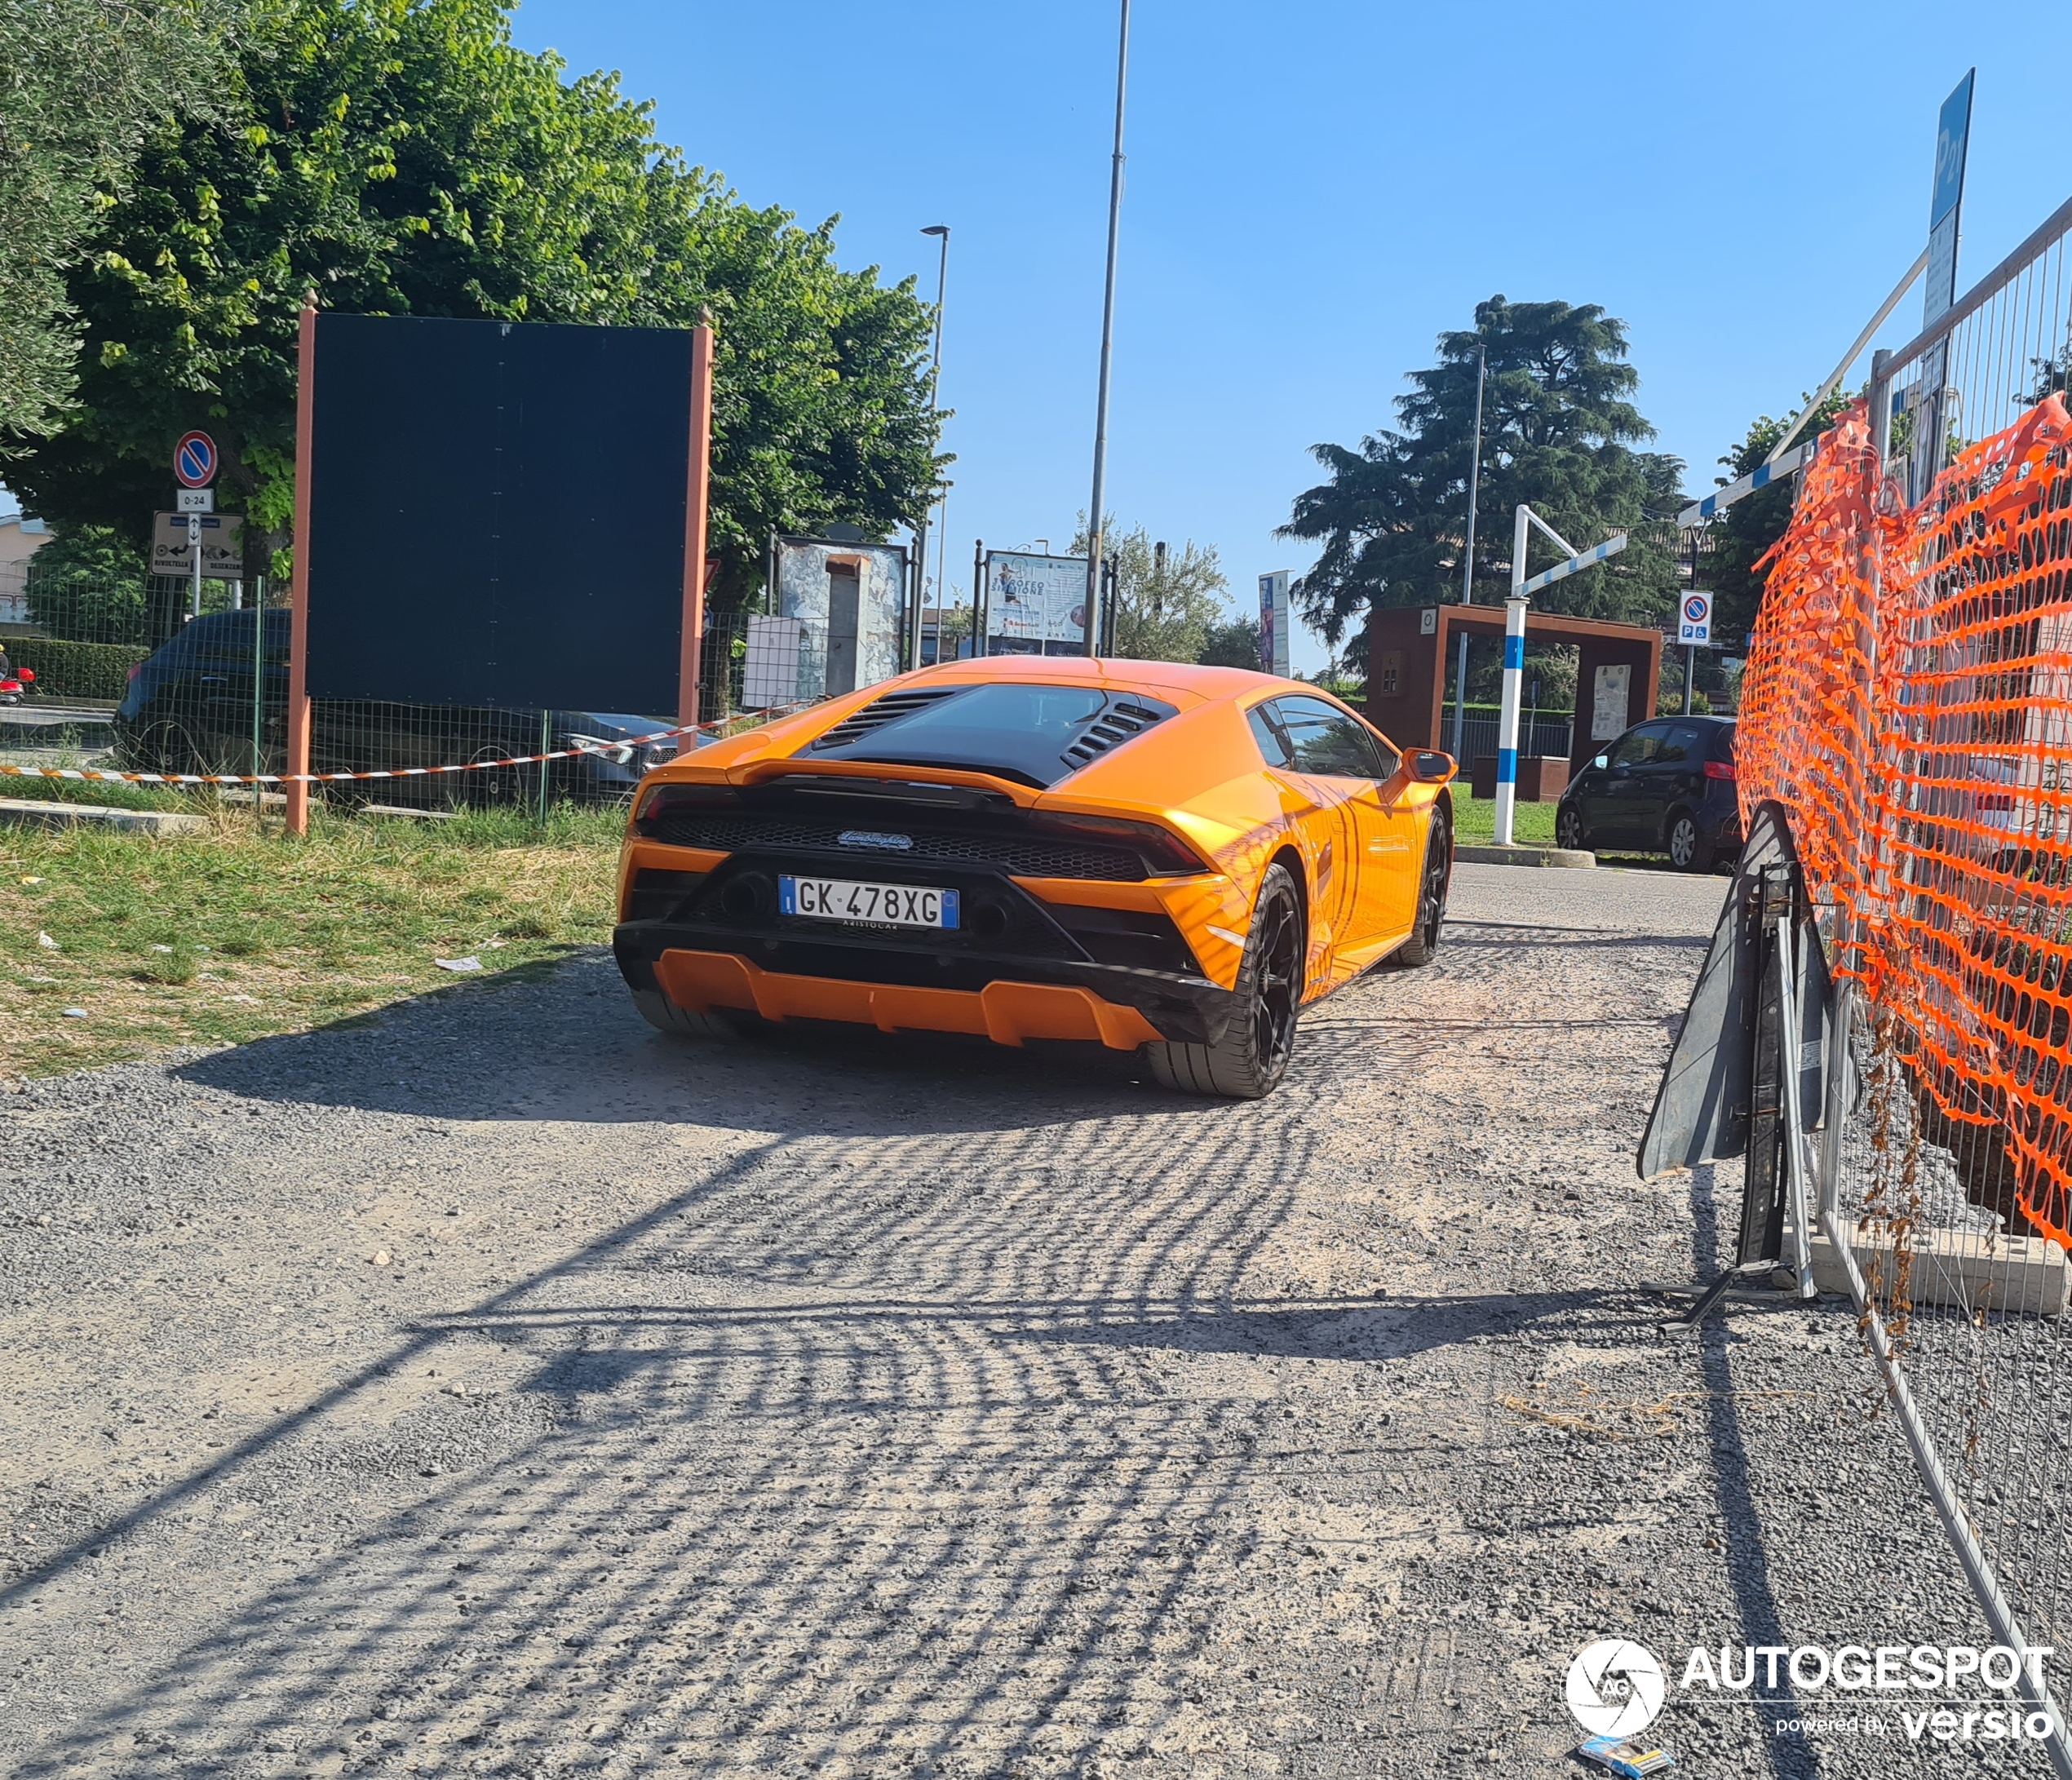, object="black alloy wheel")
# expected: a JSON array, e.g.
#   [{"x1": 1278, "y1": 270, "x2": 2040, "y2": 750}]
[
  {"x1": 1142, "y1": 861, "x2": 1304, "y2": 1100},
  {"x1": 1392, "y1": 808, "x2": 1450, "y2": 967}
]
